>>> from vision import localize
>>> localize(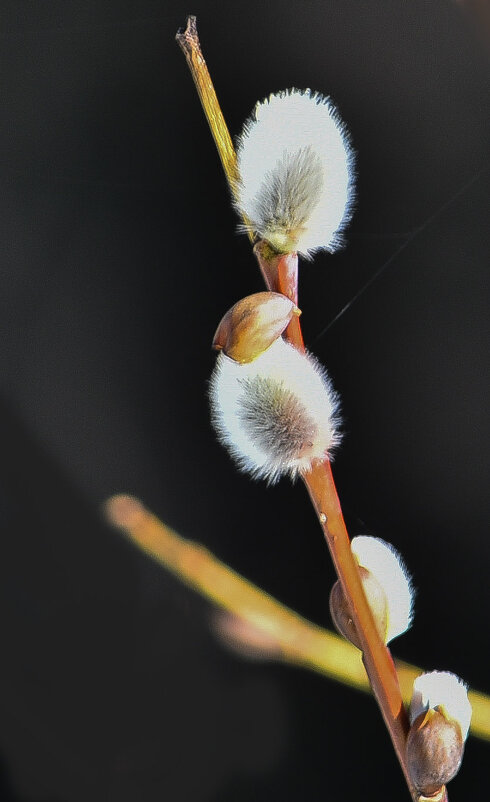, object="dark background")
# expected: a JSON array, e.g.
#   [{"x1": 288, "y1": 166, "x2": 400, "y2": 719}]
[{"x1": 0, "y1": 1, "x2": 488, "y2": 800}]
